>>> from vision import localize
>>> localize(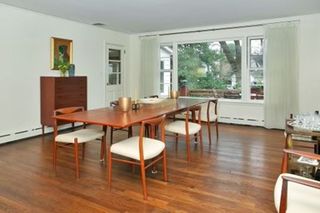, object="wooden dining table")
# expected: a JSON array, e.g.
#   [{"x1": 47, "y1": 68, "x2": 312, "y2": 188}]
[{"x1": 53, "y1": 98, "x2": 209, "y2": 131}]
